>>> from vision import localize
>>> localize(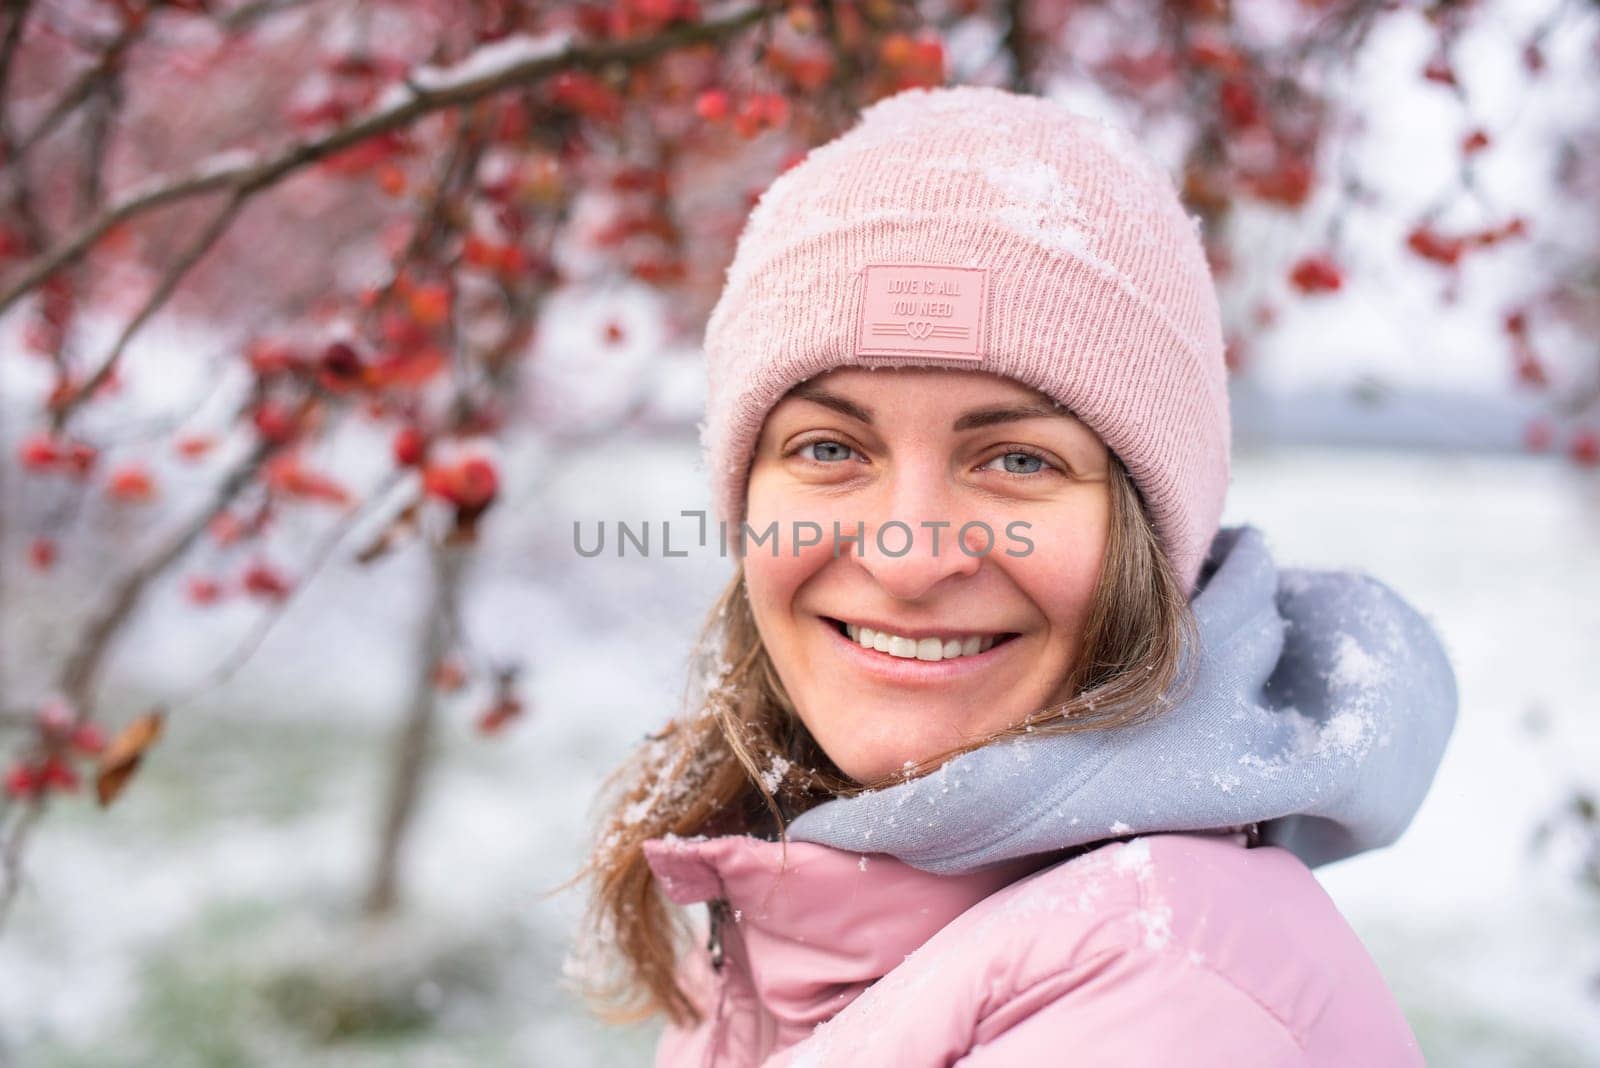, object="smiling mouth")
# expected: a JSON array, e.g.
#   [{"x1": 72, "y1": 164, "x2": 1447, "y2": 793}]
[{"x1": 821, "y1": 617, "x2": 1021, "y2": 662}]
